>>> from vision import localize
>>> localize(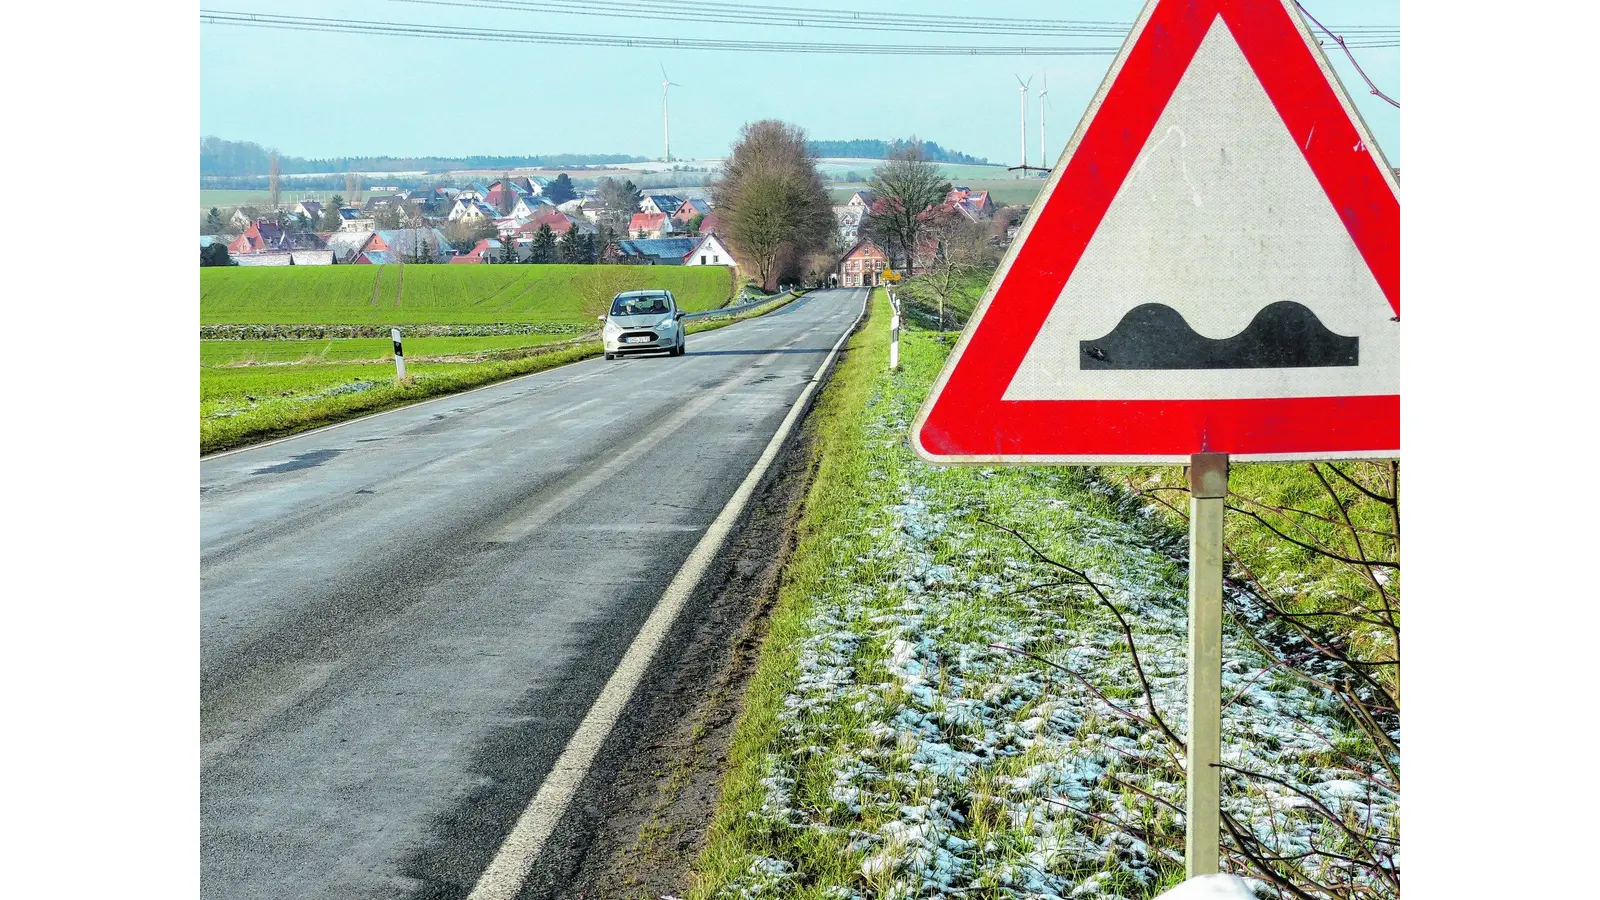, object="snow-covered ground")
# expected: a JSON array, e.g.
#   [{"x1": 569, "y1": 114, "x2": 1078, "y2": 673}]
[{"x1": 709, "y1": 342, "x2": 1398, "y2": 899}]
